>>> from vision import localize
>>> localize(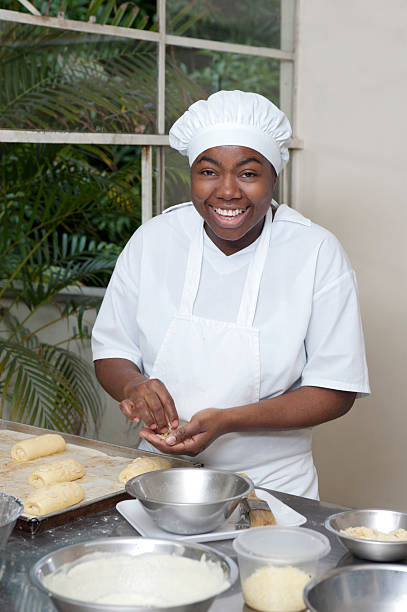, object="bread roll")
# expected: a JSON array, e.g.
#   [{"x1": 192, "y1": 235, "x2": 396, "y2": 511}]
[
  {"x1": 11, "y1": 434, "x2": 66, "y2": 461},
  {"x1": 28, "y1": 458, "x2": 85, "y2": 488},
  {"x1": 23, "y1": 482, "x2": 84, "y2": 516},
  {"x1": 118, "y1": 456, "x2": 172, "y2": 484}
]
